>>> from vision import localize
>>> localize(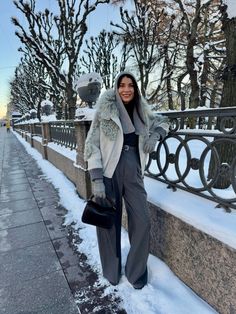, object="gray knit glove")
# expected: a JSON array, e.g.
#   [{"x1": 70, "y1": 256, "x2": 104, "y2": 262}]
[
  {"x1": 143, "y1": 133, "x2": 160, "y2": 153},
  {"x1": 92, "y1": 179, "x2": 106, "y2": 199}
]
